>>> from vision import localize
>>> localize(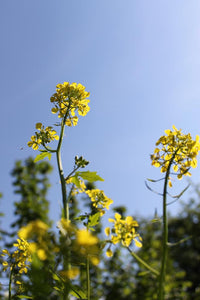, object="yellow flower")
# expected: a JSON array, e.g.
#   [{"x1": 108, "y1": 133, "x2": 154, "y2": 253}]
[
  {"x1": 60, "y1": 267, "x2": 80, "y2": 280},
  {"x1": 57, "y1": 218, "x2": 75, "y2": 237},
  {"x1": 18, "y1": 220, "x2": 49, "y2": 240},
  {"x1": 76, "y1": 229, "x2": 98, "y2": 246},
  {"x1": 27, "y1": 123, "x2": 59, "y2": 150},
  {"x1": 50, "y1": 82, "x2": 90, "y2": 126},
  {"x1": 106, "y1": 213, "x2": 142, "y2": 248},
  {"x1": 75, "y1": 229, "x2": 100, "y2": 265},
  {"x1": 151, "y1": 125, "x2": 200, "y2": 186},
  {"x1": 86, "y1": 189, "x2": 113, "y2": 215},
  {"x1": 37, "y1": 249, "x2": 47, "y2": 261},
  {"x1": 106, "y1": 248, "x2": 113, "y2": 257},
  {"x1": 1, "y1": 238, "x2": 32, "y2": 275}
]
